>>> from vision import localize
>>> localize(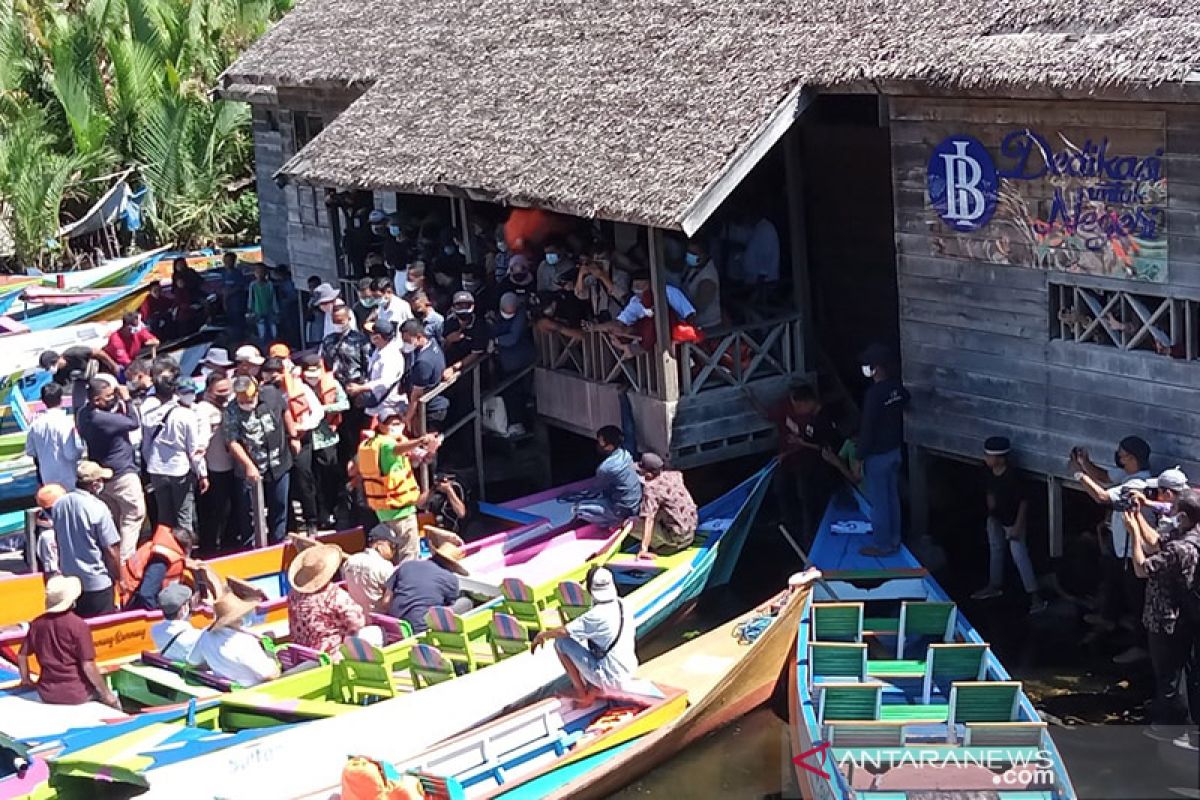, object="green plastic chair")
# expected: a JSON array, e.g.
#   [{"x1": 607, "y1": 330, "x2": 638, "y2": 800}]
[
  {"x1": 809, "y1": 641, "x2": 868, "y2": 683},
  {"x1": 813, "y1": 602, "x2": 864, "y2": 643},
  {"x1": 424, "y1": 606, "x2": 481, "y2": 673},
  {"x1": 332, "y1": 636, "x2": 395, "y2": 705},
  {"x1": 817, "y1": 682, "x2": 883, "y2": 722},
  {"x1": 488, "y1": 612, "x2": 530, "y2": 662},
  {"x1": 922, "y1": 643, "x2": 989, "y2": 703},
  {"x1": 501, "y1": 578, "x2": 554, "y2": 635},
  {"x1": 826, "y1": 720, "x2": 908, "y2": 747},
  {"x1": 410, "y1": 643, "x2": 457, "y2": 689},
  {"x1": 896, "y1": 601, "x2": 956, "y2": 658},
  {"x1": 556, "y1": 580, "x2": 592, "y2": 625}
]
